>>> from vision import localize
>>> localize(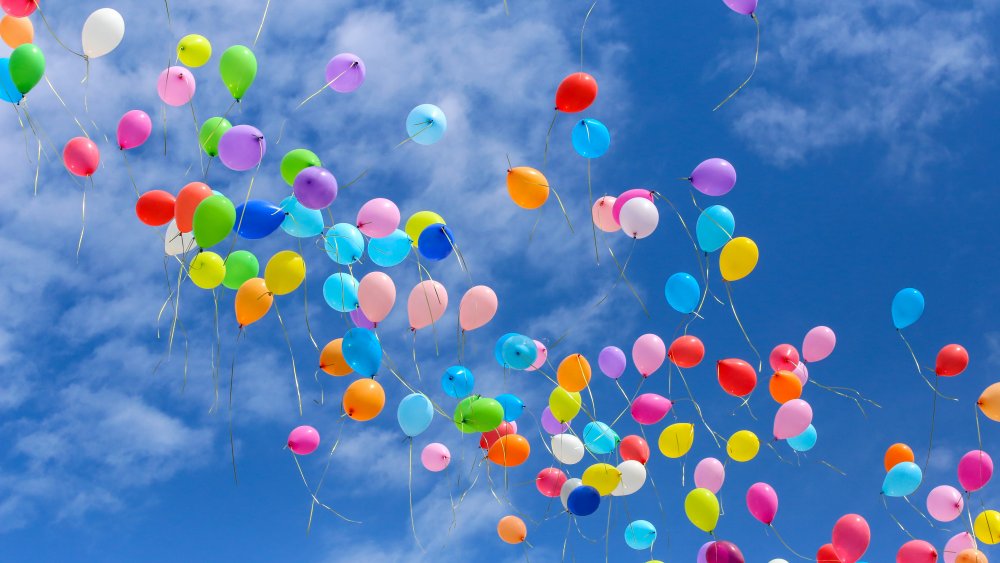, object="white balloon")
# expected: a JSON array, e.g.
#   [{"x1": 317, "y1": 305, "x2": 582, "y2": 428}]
[
  {"x1": 82, "y1": 8, "x2": 125, "y2": 59},
  {"x1": 612, "y1": 460, "x2": 647, "y2": 496},
  {"x1": 768, "y1": 560, "x2": 790, "y2": 563},
  {"x1": 560, "y1": 478, "x2": 582, "y2": 511},
  {"x1": 164, "y1": 220, "x2": 197, "y2": 256},
  {"x1": 618, "y1": 198, "x2": 659, "y2": 239},
  {"x1": 551, "y1": 433, "x2": 585, "y2": 465}
]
